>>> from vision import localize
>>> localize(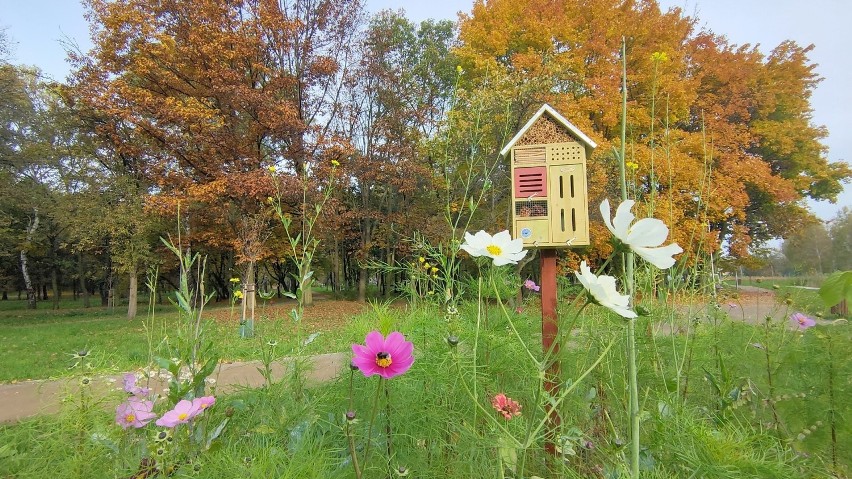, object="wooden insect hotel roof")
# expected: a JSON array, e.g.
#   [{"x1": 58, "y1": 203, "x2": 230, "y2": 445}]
[{"x1": 499, "y1": 104, "x2": 597, "y2": 158}]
